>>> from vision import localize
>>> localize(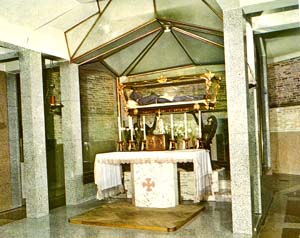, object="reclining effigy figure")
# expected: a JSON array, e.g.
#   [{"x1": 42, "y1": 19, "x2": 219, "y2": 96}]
[
  {"x1": 124, "y1": 71, "x2": 221, "y2": 107},
  {"x1": 130, "y1": 90, "x2": 172, "y2": 105}
]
